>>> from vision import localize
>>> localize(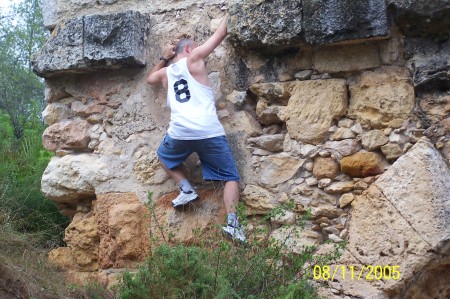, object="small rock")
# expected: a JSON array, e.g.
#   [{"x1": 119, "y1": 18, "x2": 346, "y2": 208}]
[
  {"x1": 350, "y1": 123, "x2": 363, "y2": 134},
  {"x1": 384, "y1": 128, "x2": 392, "y2": 136},
  {"x1": 389, "y1": 132, "x2": 408, "y2": 143},
  {"x1": 361, "y1": 130, "x2": 389, "y2": 150},
  {"x1": 339, "y1": 193, "x2": 355, "y2": 208},
  {"x1": 323, "y1": 139, "x2": 362, "y2": 157},
  {"x1": 306, "y1": 177, "x2": 318, "y2": 186},
  {"x1": 324, "y1": 226, "x2": 340, "y2": 235},
  {"x1": 313, "y1": 157, "x2": 339, "y2": 179},
  {"x1": 354, "y1": 180, "x2": 369, "y2": 190},
  {"x1": 325, "y1": 181, "x2": 354, "y2": 194},
  {"x1": 340, "y1": 151, "x2": 385, "y2": 177},
  {"x1": 328, "y1": 234, "x2": 343, "y2": 243},
  {"x1": 319, "y1": 150, "x2": 330, "y2": 157},
  {"x1": 271, "y1": 210, "x2": 296, "y2": 225},
  {"x1": 338, "y1": 118, "x2": 354, "y2": 128},
  {"x1": 248, "y1": 134, "x2": 285, "y2": 152},
  {"x1": 330, "y1": 127, "x2": 356, "y2": 140},
  {"x1": 317, "y1": 217, "x2": 332, "y2": 225},
  {"x1": 318, "y1": 178, "x2": 332, "y2": 188},
  {"x1": 381, "y1": 143, "x2": 403, "y2": 160},
  {"x1": 294, "y1": 178, "x2": 305, "y2": 184},
  {"x1": 294, "y1": 70, "x2": 313, "y2": 80},
  {"x1": 304, "y1": 162, "x2": 314, "y2": 172}
]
